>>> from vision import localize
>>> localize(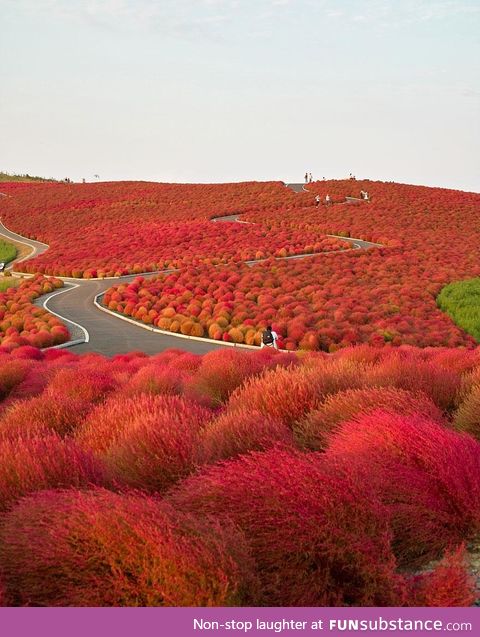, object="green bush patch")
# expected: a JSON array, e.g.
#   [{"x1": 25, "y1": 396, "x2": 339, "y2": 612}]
[
  {"x1": 0, "y1": 279, "x2": 19, "y2": 292},
  {"x1": 0, "y1": 240, "x2": 17, "y2": 264},
  {"x1": 437, "y1": 278, "x2": 480, "y2": 342}
]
